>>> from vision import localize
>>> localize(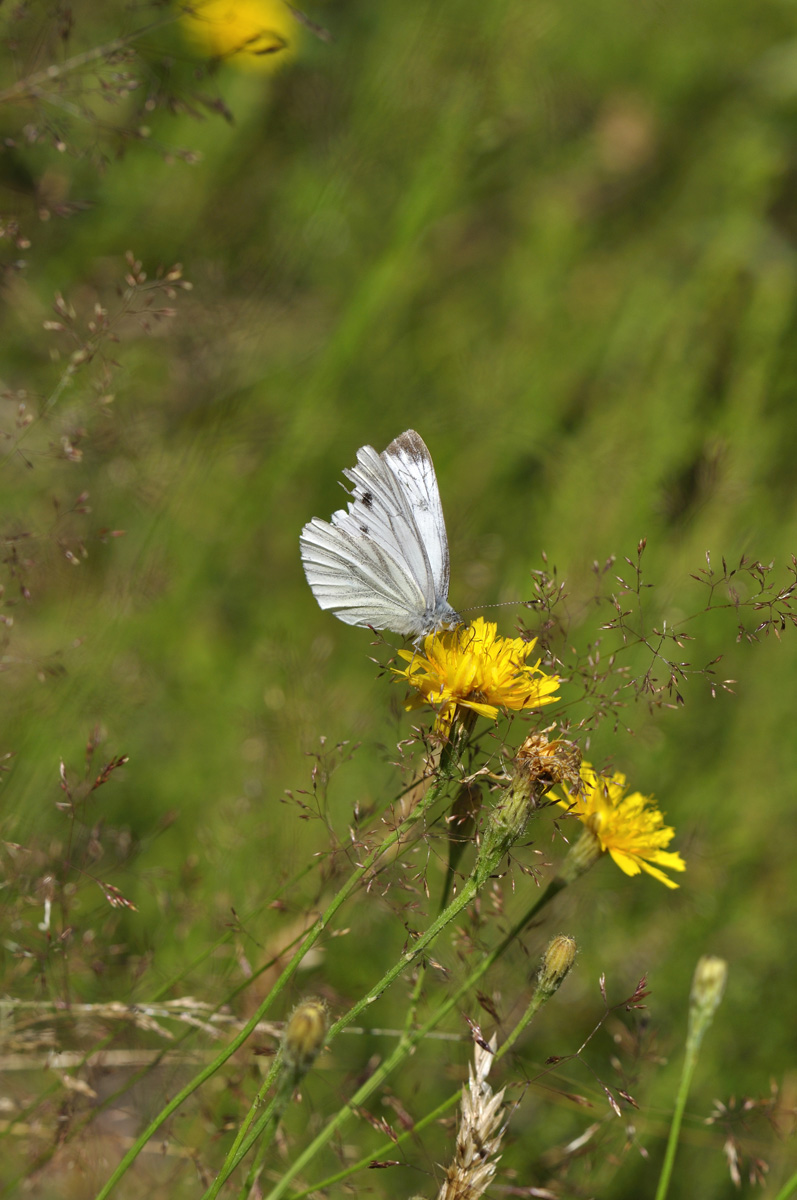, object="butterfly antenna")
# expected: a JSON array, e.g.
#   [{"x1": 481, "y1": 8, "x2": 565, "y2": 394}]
[{"x1": 459, "y1": 599, "x2": 542, "y2": 617}]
